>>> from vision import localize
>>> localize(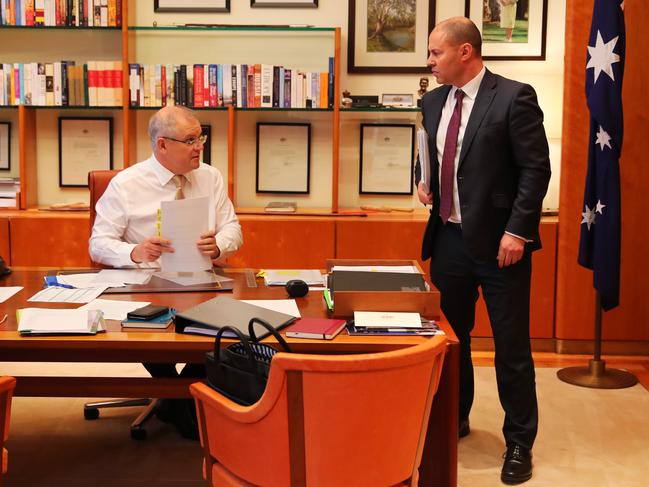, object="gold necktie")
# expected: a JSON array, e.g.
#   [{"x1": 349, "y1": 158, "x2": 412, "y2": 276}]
[{"x1": 173, "y1": 175, "x2": 186, "y2": 200}]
